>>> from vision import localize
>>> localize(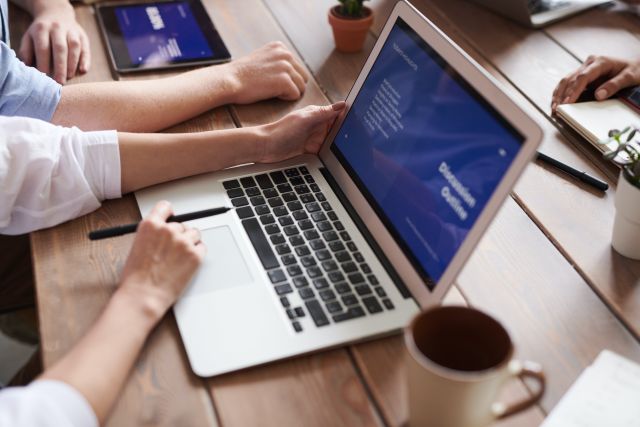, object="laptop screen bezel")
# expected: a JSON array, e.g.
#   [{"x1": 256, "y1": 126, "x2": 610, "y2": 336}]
[{"x1": 318, "y1": 0, "x2": 542, "y2": 309}]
